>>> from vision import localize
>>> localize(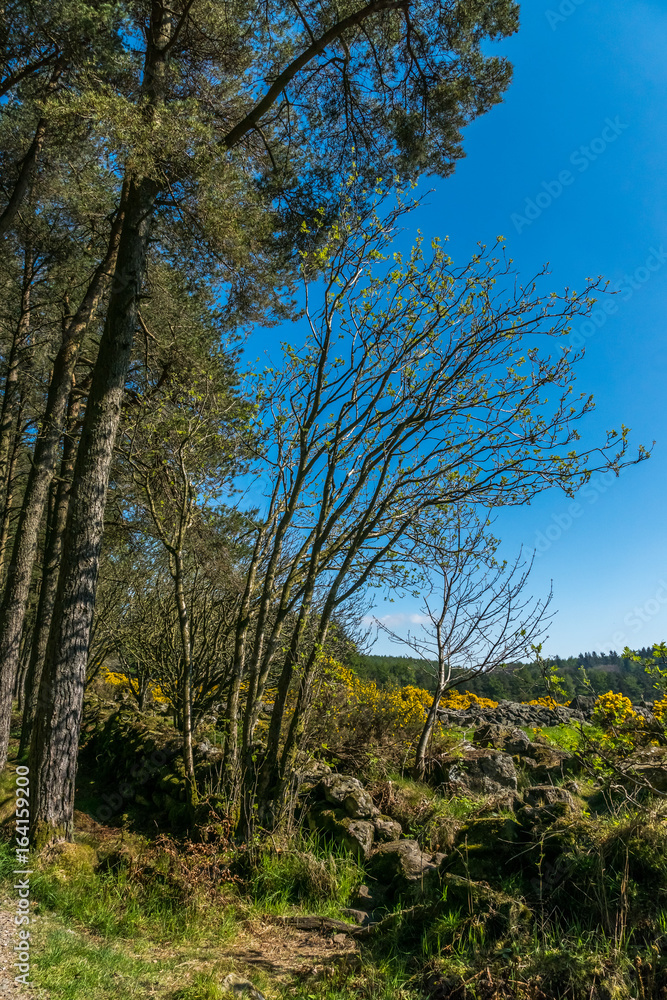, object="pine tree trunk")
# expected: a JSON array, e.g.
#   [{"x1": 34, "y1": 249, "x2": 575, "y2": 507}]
[
  {"x1": 0, "y1": 401, "x2": 23, "y2": 586},
  {"x1": 0, "y1": 249, "x2": 33, "y2": 555},
  {"x1": 0, "y1": 60, "x2": 62, "y2": 239},
  {"x1": 28, "y1": 5, "x2": 172, "y2": 843},
  {"x1": 28, "y1": 167, "x2": 158, "y2": 842},
  {"x1": 0, "y1": 215, "x2": 122, "y2": 770},
  {"x1": 17, "y1": 392, "x2": 81, "y2": 761}
]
